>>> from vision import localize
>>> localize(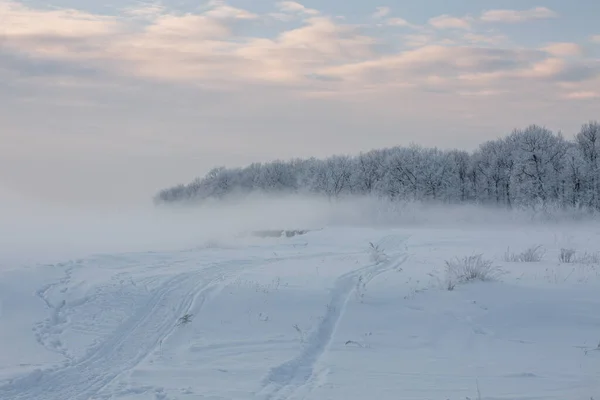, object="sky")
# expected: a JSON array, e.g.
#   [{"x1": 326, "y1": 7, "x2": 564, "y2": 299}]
[{"x1": 1, "y1": 0, "x2": 600, "y2": 208}]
